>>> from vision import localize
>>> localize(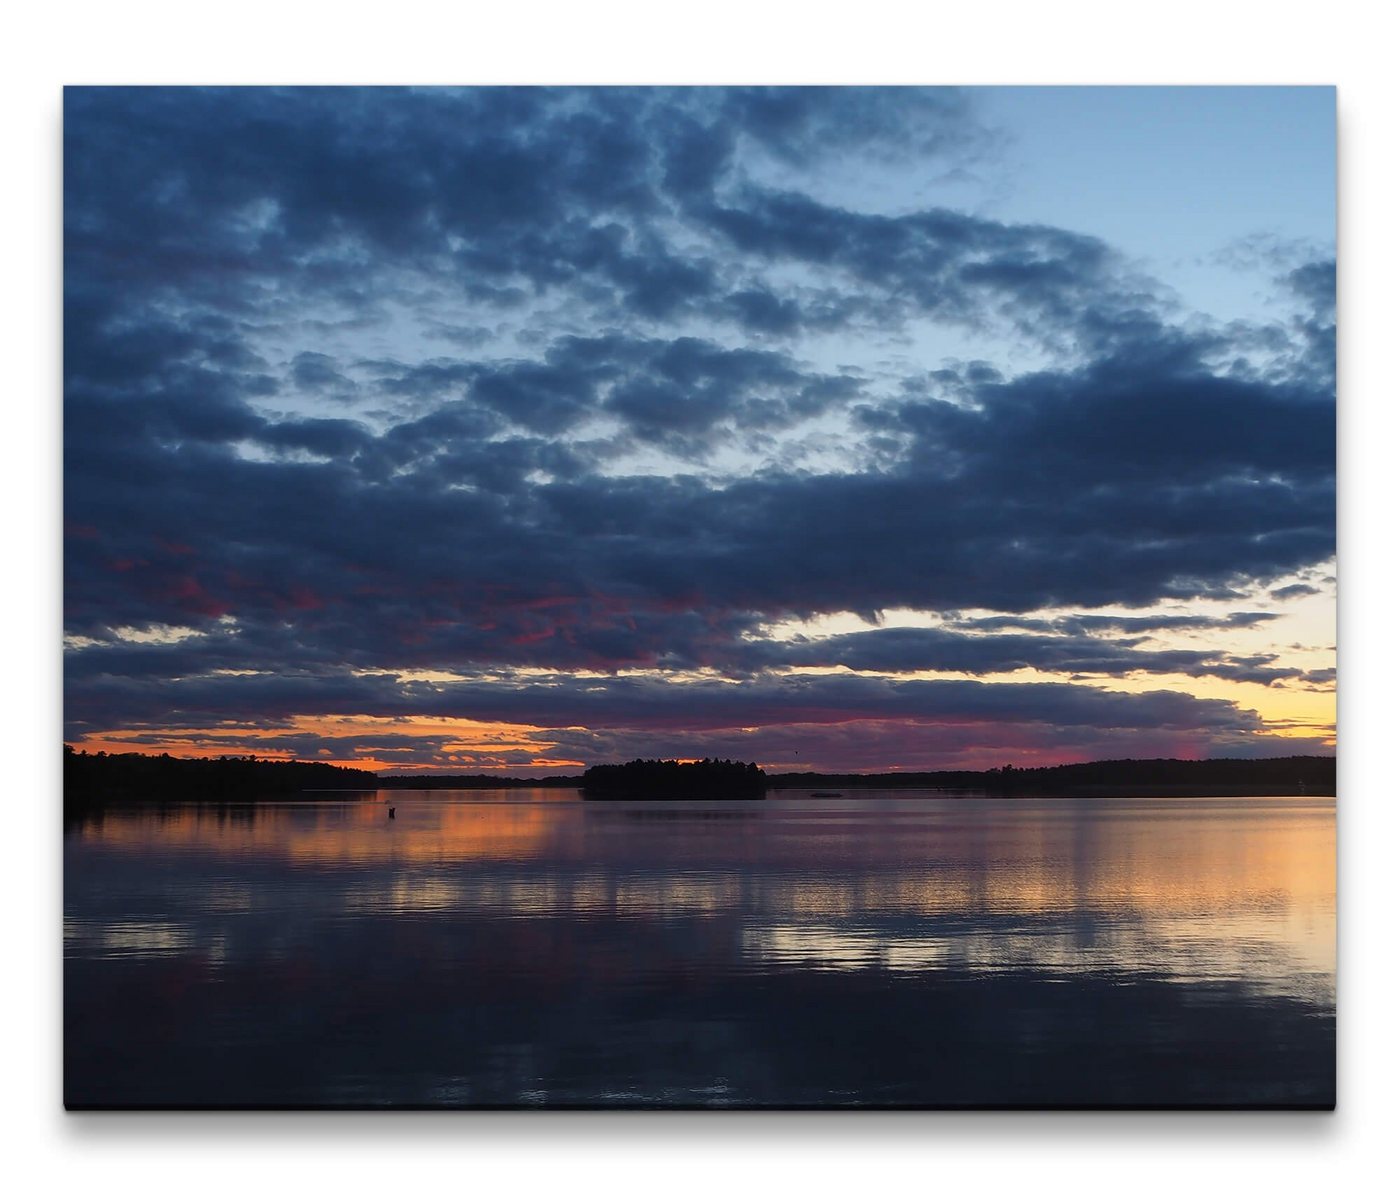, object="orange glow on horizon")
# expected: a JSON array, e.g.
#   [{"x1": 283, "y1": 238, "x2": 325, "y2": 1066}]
[
  {"x1": 66, "y1": 666, "x2": 1335, "y2": 775},
  {"x1": 68, "y1": 714, "x2": 589, "y2": 773}
]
